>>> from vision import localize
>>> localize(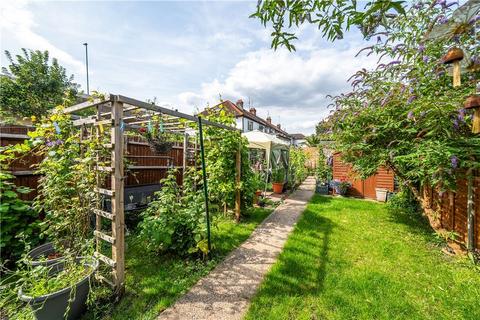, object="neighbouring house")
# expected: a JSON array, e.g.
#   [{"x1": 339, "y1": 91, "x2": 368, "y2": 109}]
[
  {"x1": 205, "y1": 99, "x2": 292, "y2": 143},
  {"x1": 291, "y1": 133, "x2": 306, "y2": 147}
]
